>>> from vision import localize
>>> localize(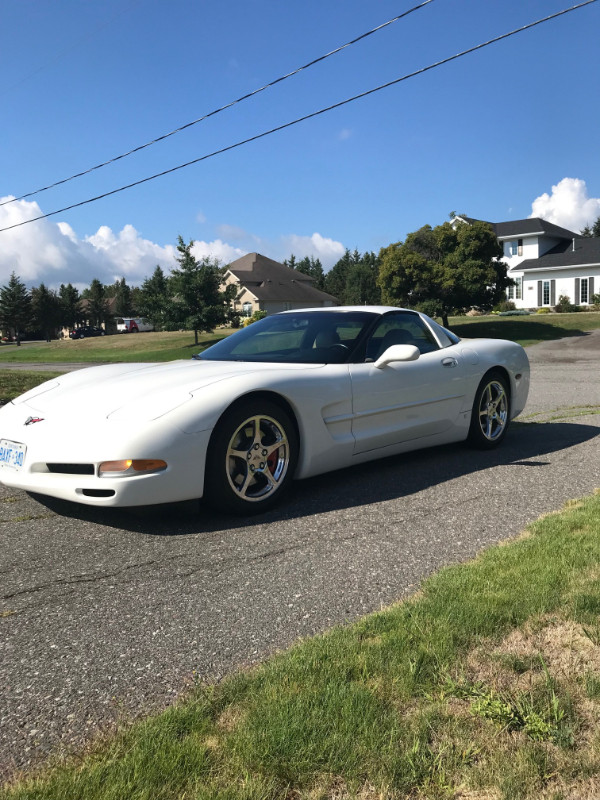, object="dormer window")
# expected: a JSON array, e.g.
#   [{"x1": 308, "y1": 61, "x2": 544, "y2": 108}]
[{"x1": 506, "y1": 239, "x2": 523, "y2": 257}]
